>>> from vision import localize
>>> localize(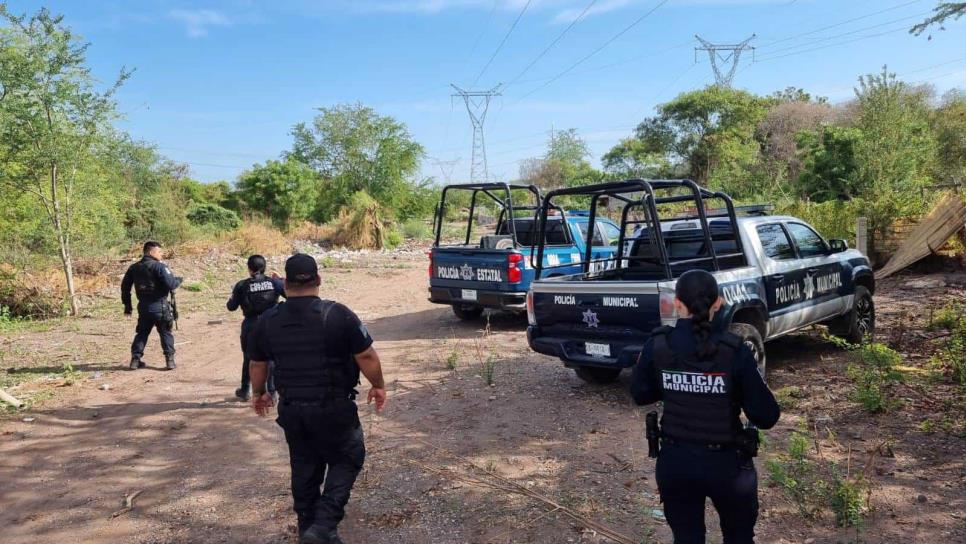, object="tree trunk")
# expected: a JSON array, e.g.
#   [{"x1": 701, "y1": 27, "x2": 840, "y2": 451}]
[{"x1": 50, "y1": 163, "x2": 78, "y2": 316}]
